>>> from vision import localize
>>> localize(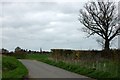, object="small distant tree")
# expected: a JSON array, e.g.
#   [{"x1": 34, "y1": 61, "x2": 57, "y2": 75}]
[
  {"x1": 79, "y1": 0, "x2": 120, "y2": 50},
  {"x1": 1, "y1": 48, "x2": 9, "y2": 54},
  {"x1": 15, "y1": 47, "x2": 22, "y2": 53},
  {"x1": 14, "y1": 47, "x2": 27, "y2": 58}
]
